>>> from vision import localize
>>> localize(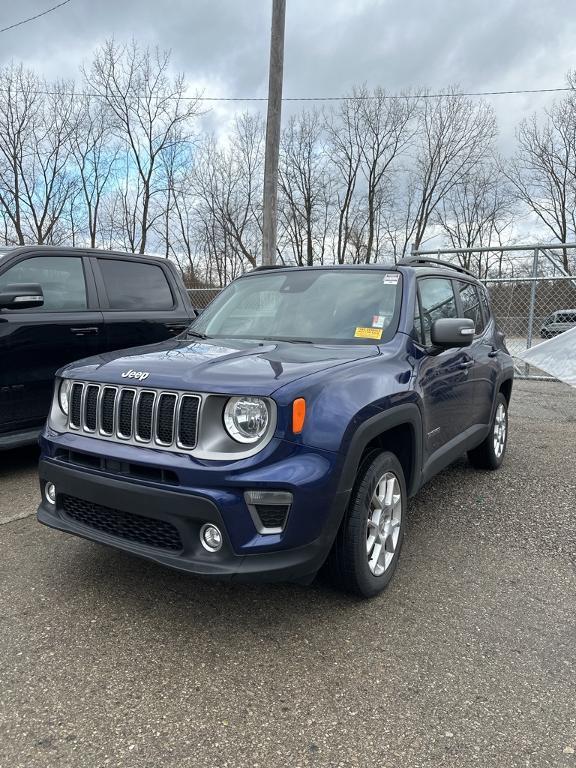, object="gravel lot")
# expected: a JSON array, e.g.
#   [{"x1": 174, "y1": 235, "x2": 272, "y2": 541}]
[{"x1": 1, "y1": 379, "x2": 575, "y2": 768}]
